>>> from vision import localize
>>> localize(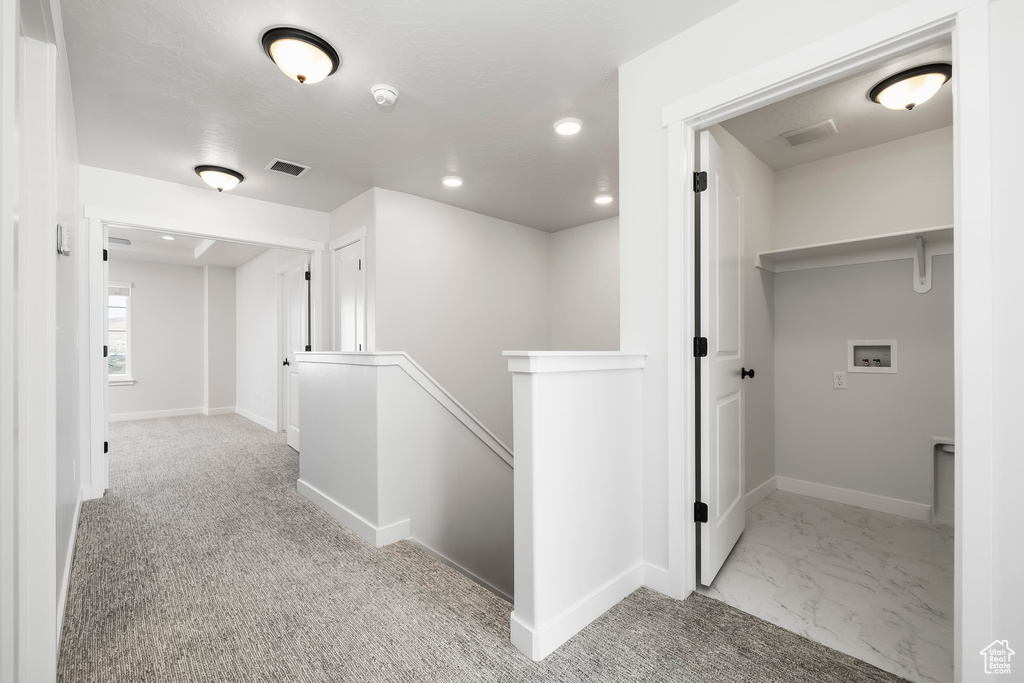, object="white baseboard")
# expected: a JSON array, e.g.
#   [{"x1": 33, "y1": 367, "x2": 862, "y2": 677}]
[
  {"x1": 202, "y1": 406, "x2": 236, "y2": 416},
  {"x1": 235, "y1": 406, "x2": 277, "y2": 432},
  {"x1": 409, "y1": 538, "x2": 513, "y2": 603},
  {"x1": 297, "y1": 479, "x2": 411, "y2": 548},
  {"x1": 643, "y1": 563, "x2": 671, "y2": 596},
  {"x1": 108, "y1": 407, "x2": 203, "y2": 422},
  {"x1": 745, "y1": 476, "x2": 778, "y2": 510},
  {"x1": 510, "y1": 563, "x2": 643, "y2": 661},
  {"x1": 776, "y1": 476, "x2": 931, "y2": 521},
  {"x1": 57, "y1": 488, "x2": 83, "y2": 642},
  {"x1": 81, "y1": 485, "x2": 105, "y2": 501}
]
